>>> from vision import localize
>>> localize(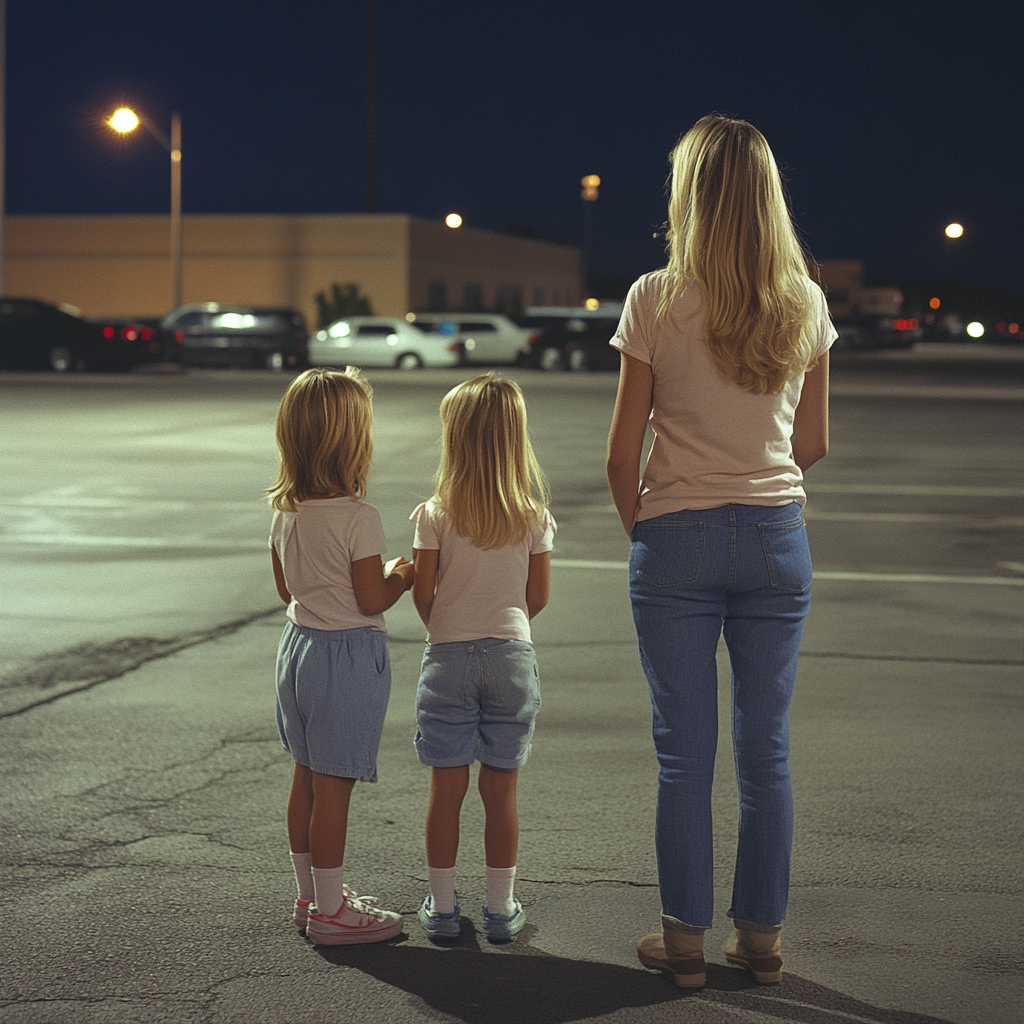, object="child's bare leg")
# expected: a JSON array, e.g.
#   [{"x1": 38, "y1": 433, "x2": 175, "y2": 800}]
[
  {"x1": 425, "y1": 765, "x2": 470, "y2": 868},
  {"x1": 478, "y1": 765, "x2": 519, "y2": 868},
  {"x1": 287, "y1": 762, "x2": 315, "y2": 854},
  {"x1": 309, "y1": 771, "x2": 356, "y2": 869}
]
